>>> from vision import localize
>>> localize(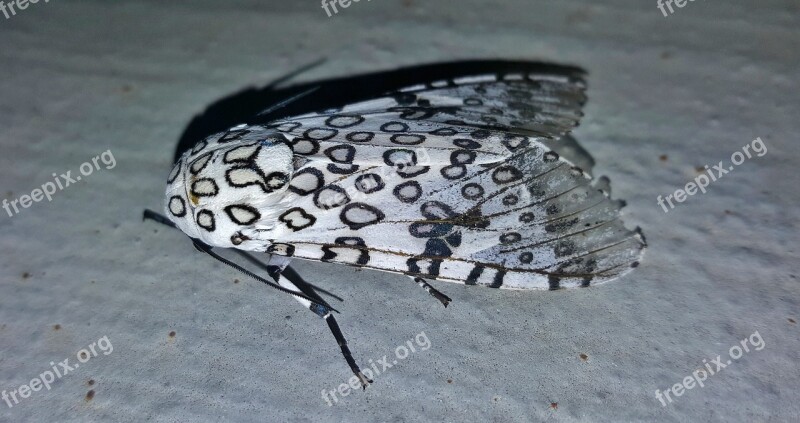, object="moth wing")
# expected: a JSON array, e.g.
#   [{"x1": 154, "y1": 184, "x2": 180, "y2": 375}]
[
  {"x1": 265, "y1": 71, "x2": 586, "y2": 167},
  {"x1": 268, "y1": 146, "x2": 644, "y2": 290},
  {"x1": 258, "y1": 69, "x2": 644, "y2": 289}
]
